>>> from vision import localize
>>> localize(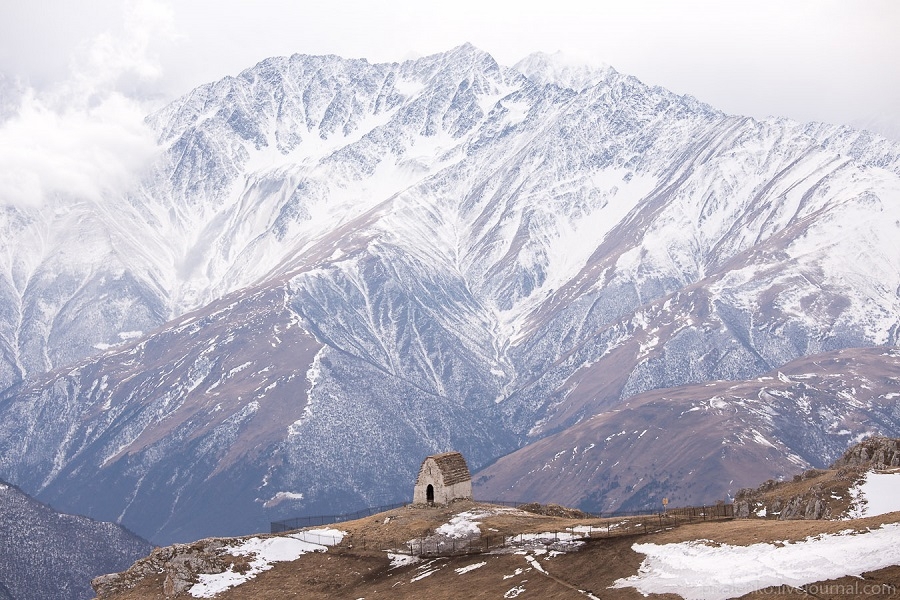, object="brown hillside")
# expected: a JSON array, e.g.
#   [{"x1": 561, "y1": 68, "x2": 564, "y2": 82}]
[
  {"x1": 95, "y1": 498, "x2": 900, "y2": 600},
  {"x1": 474, "y1": 347, "x2": 900, "y2": 515}
]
